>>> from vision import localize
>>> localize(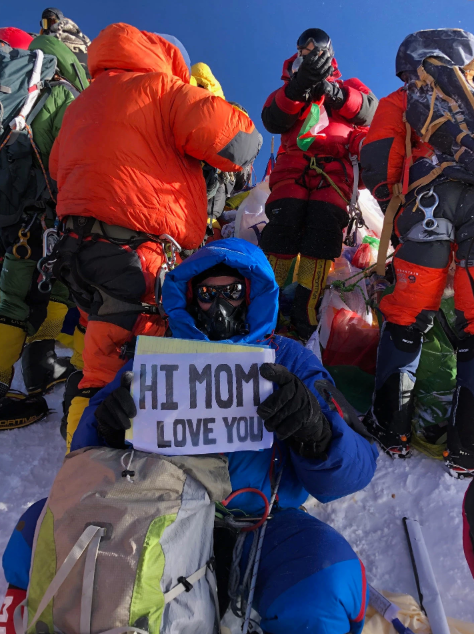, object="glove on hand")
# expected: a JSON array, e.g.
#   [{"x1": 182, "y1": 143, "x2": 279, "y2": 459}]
[
  {"x1": 285, "y1": 49, "x2": 333, "y2": 102},
  {"x1": 96, "y1": 371, "x2": 136, "y2": 449},
  {"x1": 257, "y1": 363, "x2": 332, "y2": 459},
  {"x1": 312, "y1": 80, "x2": 346, "y2": 109}
]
